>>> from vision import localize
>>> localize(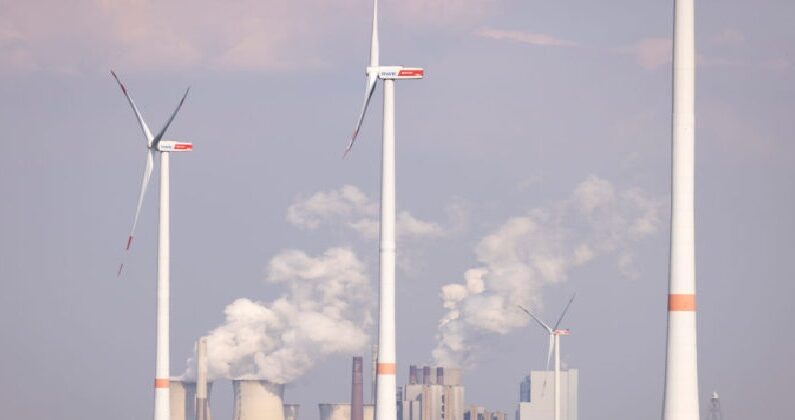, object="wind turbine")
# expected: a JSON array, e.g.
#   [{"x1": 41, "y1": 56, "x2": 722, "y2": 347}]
[
  {"x1": 518, "y1": 293, "x2": 576, "y2": 420},
  {"x1": 344, "y1": 1, "x2": 423, "y2": 420},
  {"x1": 112, "y1": 70, "x2": 193, "y2": 420},
  {"x1": 663, "y1": 1, "x2": 700, "y2": 419}
]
